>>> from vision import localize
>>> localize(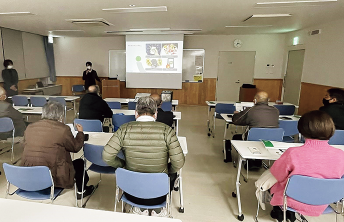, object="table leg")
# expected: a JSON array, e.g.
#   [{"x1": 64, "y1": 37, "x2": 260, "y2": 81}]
[
  {"x1": 176, "y1": 119, "x2": 179, "y2": 136},
  {"x1": 73, "y1": 100, "x2": 76, "y2": 117},
  {"x1": 235, "y1": 156, "x2": 245, "y2": 221},
  {"x1": 223, "y1": 123, "x2": 228, "y2": 161},
  {"x1": 178, "y1": 168, "x2": 184, "y2": 213},
  {"x1": 207, "y1": 106, "x2": 211, "y2": 136}
]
